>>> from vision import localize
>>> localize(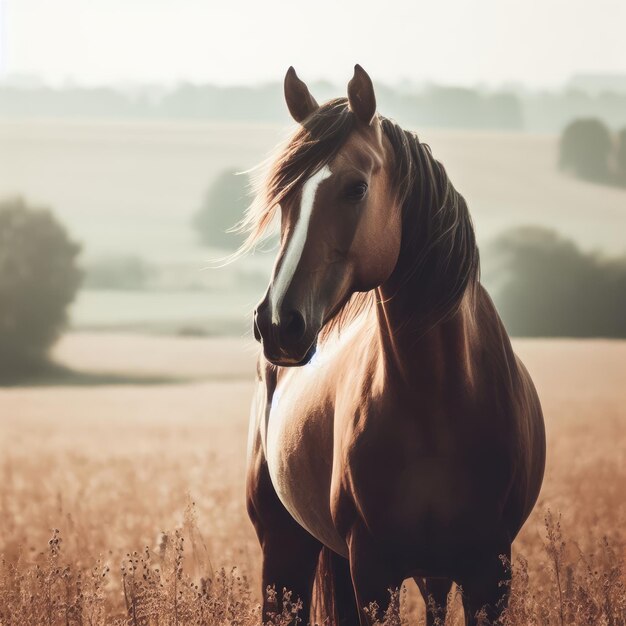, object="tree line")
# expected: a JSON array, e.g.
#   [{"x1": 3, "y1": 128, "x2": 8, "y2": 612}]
[{"x1": 3, "y1": 81, "x2": 626, "y2": 132}]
